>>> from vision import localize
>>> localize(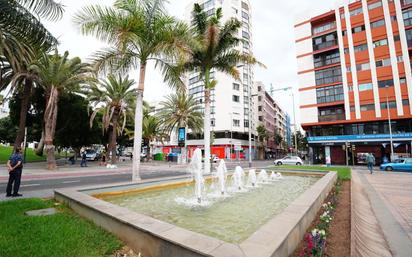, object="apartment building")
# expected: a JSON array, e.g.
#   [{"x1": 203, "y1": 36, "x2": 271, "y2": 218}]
[
  {"x1": 184, "y1": 0, "x2": 258, "y2": 160},
  {"x1": 295, "y1": 0, "x2": 412, "y2": 165},
  {"x1": 256, "y1": 82, "x2": 289, "y2": 157}
]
